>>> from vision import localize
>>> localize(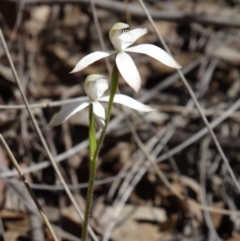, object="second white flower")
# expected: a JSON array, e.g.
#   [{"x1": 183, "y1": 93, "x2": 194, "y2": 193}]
[{"x1": 50, "y1": 74, "x2": 154, "y2": 129}]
